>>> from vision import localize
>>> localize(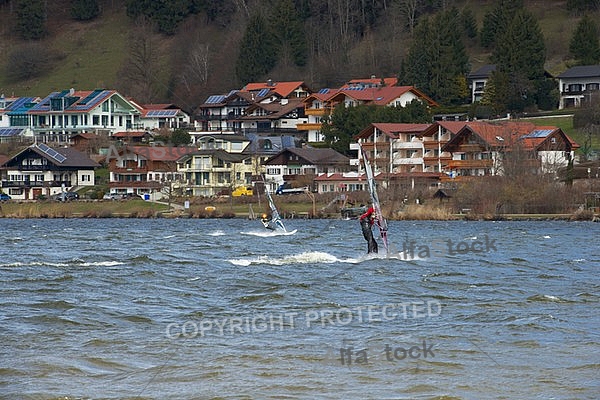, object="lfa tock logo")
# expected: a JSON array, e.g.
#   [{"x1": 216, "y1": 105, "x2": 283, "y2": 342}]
[{"x1": 338, "y1": 339, "x2": 435, "y2": 366}]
